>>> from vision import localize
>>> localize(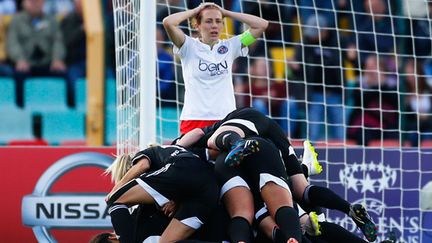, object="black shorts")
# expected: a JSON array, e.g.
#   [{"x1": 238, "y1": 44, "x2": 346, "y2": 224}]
[
  {"x1": 215, "y1": 137, "x2": 291, "y2": 221},
  {"x1": 135, "y1": 157, "x2": 219, "y2": 229},
  {"x1": 240, "y1": 137, "x2": 290, "y2": 219},
  {"x1": 214, "y1": 152, "x2": 251, "y2": 198}
]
